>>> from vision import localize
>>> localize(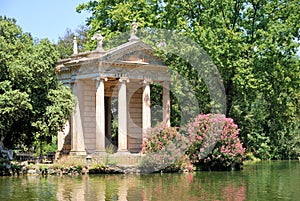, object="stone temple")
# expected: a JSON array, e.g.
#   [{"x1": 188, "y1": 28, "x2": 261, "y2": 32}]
[{"x1": 55, "y1": 25, "x2": 170, "y2": 159}]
